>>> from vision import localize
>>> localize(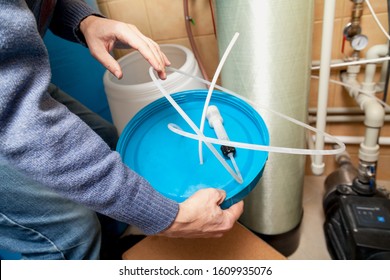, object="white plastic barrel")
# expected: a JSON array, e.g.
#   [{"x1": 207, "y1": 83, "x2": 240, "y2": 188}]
[{"x1": 103, "y1": 44, "x2": 206, "y2": 134}]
